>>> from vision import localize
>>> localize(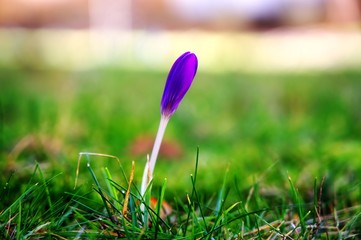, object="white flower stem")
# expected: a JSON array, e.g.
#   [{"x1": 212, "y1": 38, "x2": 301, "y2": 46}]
[{"x1": 140, "y1": 115, "x2": 169, "y2": 198}]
